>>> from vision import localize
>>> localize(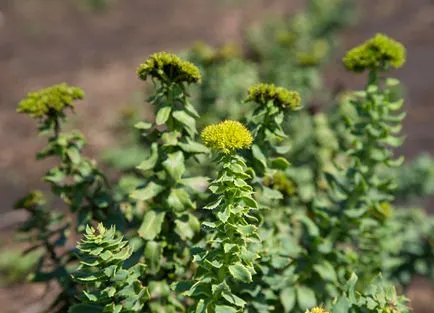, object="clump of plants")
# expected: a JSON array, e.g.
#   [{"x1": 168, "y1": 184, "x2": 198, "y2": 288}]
[{"x1": 12, "y1": 21, "x2": 434, "y2": 313}]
